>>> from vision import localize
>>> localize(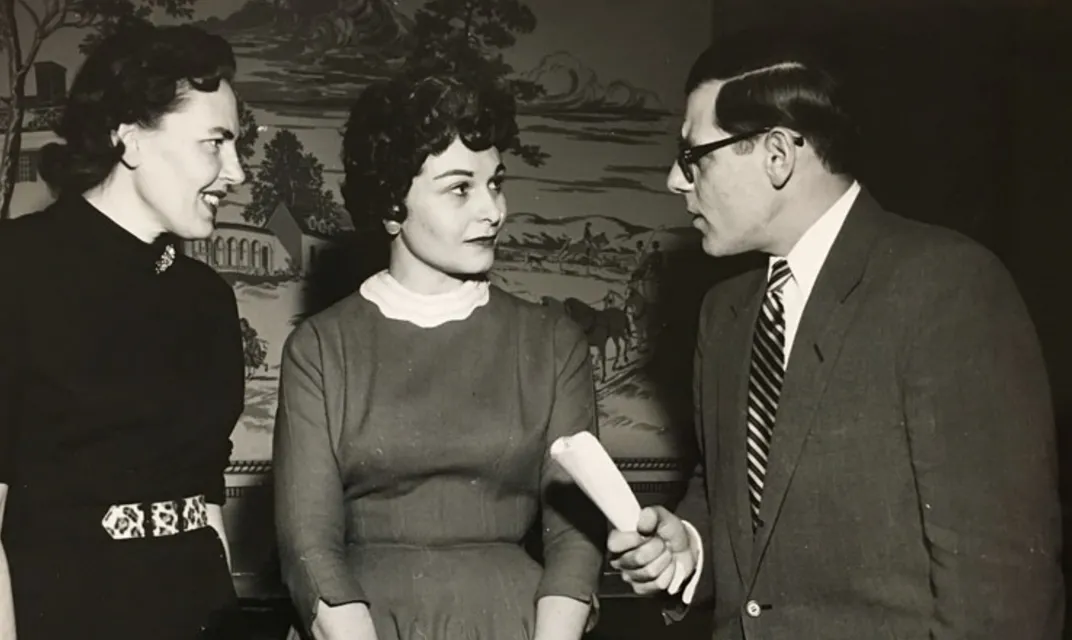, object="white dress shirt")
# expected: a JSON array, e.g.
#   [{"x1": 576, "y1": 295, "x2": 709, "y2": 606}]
[
  {"x1": 677, "y1": 181, "x2": 862, "y2": 605},
  {"x1": 772, "y1": 180, "x2": 861, "y2": 364}
]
